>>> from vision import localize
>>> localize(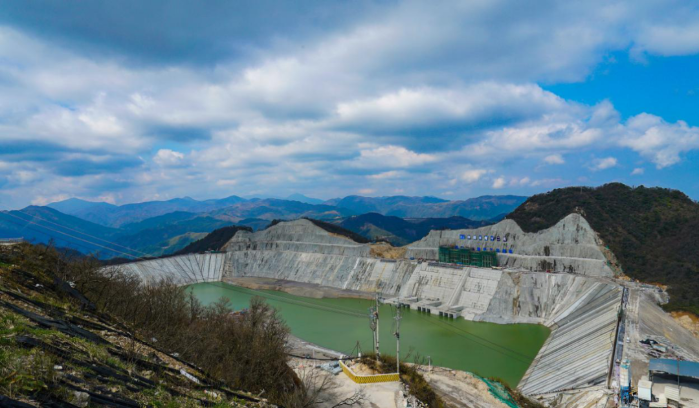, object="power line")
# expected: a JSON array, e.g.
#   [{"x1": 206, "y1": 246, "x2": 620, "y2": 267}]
[
  {"x1": 204, "y1": 282, "x2": 366, "y2": 318},
  {"x1": 1, "y1": 212, "x2": 142, "y2": 260},
  {"x1": 411, "y1": 311, "x2": 534, "y2": 365},
  {"x1": 204, "y1": 281, "x2": 536, "y2": 366},
  {"x1": 6, "y1": 210, "x2": 153, "y2": 258}
]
